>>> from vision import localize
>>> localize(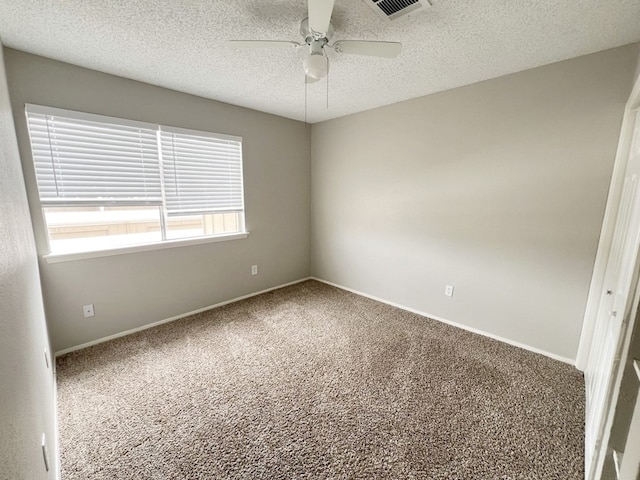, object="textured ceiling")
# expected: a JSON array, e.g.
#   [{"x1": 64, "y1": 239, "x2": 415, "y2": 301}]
[{"x1": 0, "y1": 0, "x2": 639, "y2": 123}]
